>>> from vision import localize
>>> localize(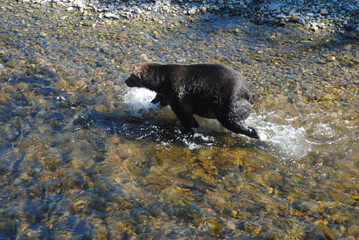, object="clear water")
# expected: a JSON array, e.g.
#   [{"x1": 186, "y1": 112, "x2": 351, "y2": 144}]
[{"x1": 0, "y1": 0, "x2": 358, "y2": 239}]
